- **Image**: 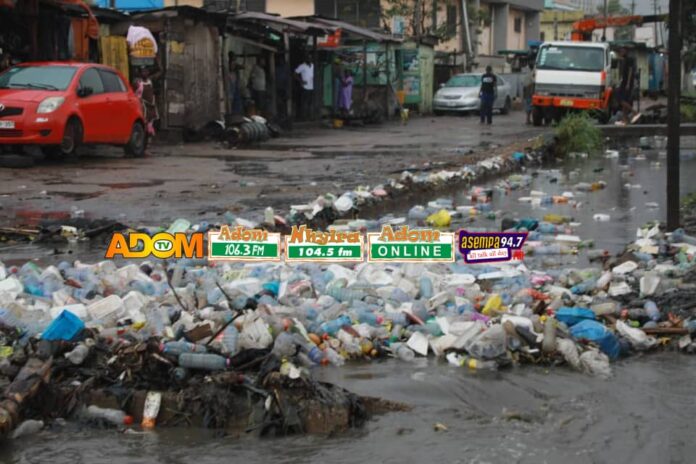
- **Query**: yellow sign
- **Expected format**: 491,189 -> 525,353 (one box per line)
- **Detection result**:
105,232 -> 204,259
130,38 -> 157,59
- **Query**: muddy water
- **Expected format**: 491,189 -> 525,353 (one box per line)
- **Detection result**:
4,142 -> 696,462
4,354 -> 696,463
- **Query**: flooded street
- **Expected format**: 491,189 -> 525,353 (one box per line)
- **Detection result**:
3,137 -> 696,463
5,354 -> 696,463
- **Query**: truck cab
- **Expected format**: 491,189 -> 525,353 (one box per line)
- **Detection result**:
532,41 -> 612,126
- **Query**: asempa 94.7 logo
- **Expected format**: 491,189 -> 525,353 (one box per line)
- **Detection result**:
458,230 -> 527,264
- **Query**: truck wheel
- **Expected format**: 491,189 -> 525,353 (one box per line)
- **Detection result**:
532,106 -> 543,126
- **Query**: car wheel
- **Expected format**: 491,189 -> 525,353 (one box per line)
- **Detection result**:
51,118 -> 83,158
501,97 -> 511,115
124,121 -> 146,158
532,106 -> 543,126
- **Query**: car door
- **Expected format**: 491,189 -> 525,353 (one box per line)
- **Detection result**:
76,67 -> 107,142
98,68 -> 131,143
495,76 -> 506,108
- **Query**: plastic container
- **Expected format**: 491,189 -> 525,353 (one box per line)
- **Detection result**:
83,405 -> 132,426
87,295 -> 125,325
221,324 -> 239,355
644,300 -> 660,322
42,310 -> 84,341
65,343 -> 90,365
541,318 -> 556,354
178,353 -> 229,371
446,352 -> 497,371
319,315 -> 351,335
161,340 -> 207,356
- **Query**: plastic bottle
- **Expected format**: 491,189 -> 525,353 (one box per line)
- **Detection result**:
292,333 -> 324,364
419,276 -> 433,299
591,302 -> 618,317
167,218 -> 191,234
542,318 -> 556,354
0,308 -> 24,331
543,214 -> 571,224
326,287 -> 365,303
264,207 -> 275,225
178,353 -> 229,371
355,310 -> 383,327
324,347 -> 345,366
319,315 -> 351,335
65,343 -> 90,365
161,340 -> 208,356
571,279 -> 597,295
83,405 -> 132,426
587,249 -> 610,261
391,342 -> 415,362
644,300 -> 660,322
221,324 -> 239,356
11,419 -> 44,439
272,331 -> 297,358
447,352 -> 498,371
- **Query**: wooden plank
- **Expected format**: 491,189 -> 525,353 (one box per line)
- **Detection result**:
597,123 -> 696,137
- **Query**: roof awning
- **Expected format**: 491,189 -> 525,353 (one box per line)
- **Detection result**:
230,12 -> 335,36
301,16 -> 402,43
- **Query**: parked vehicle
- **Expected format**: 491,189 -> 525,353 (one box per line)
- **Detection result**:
0,62 -> 146,158
532,41 -> 612,126
433,73 -> 512,116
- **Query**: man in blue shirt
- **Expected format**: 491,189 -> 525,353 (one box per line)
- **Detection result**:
479,66 -> 497,125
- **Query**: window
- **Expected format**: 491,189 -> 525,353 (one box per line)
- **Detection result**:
537,45 -> 605,72
514,17 -> 522,33
0,66 -> 76,90
315,0 -> 381,28
540,31 -> 545,41
446,5 -> 457,37
78,68 -> 104,94
99,69 -> 126,93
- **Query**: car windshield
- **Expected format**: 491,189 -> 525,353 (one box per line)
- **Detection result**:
445,75 -> 481,87
536,46 -> 605,72
0,66 -> 77,91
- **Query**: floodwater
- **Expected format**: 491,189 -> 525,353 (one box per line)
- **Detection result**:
4,139 -> 696,463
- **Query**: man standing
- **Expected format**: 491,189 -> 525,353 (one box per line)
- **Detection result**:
249,55 -> 267,115
522,62 -> 535,125
616,46 -> 637,124
294,56 -> 314,120
479,65 -> 497,125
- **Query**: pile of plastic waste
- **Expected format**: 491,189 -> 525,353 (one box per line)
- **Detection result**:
1,214 -> 694,393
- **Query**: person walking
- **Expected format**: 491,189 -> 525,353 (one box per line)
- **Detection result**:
133,66 -> 160,153
522,62 -> 535,125
615,46 -> 639,125
294,56 -> 314,120
479,66 -> 497,125
227,52 -> 243,116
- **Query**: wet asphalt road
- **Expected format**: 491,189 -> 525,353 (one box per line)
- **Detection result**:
2,121 -> 696,463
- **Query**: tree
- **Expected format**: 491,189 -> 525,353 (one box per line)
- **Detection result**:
596,0 -> 633,40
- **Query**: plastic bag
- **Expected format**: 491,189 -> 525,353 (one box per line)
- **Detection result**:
579,349 -> 612,378
570,320 -> 621,360
616,320 -> 657,351
556,338 -> 581,369
465,324 -> 507,360
555,307 -> 595,327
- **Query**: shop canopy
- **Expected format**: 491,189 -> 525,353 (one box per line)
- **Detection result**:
230,12 -> 336,36
297,16 -> 402,44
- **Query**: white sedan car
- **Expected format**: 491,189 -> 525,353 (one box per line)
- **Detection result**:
433,73 -> 512,115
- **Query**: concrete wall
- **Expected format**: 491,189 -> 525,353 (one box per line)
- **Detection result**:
163,0 -> 203,7
266,0 -> 314,16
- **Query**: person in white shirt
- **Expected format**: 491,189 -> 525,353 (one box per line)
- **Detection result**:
249,56 -> 267,115
294,56 -> 314,120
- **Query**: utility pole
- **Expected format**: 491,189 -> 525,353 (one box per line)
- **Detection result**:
653,0 -> 659,47
602,0 -> 608,42
666,0 -> 682,231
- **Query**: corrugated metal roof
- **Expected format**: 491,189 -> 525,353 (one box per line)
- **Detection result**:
304,16 -> 402,43
230,12 -> 335,35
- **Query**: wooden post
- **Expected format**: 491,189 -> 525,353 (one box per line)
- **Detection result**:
362,40 -> 368,103
284,32 -> 292,120
666,0 -> 682,231
385,42 -> 390,120
312,35 -> 318,120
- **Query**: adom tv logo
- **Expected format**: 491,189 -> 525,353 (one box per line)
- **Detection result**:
105,232 -> 205,259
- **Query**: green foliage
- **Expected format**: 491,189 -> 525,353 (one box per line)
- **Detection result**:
682,191 -> 696,211
554,113 -> 603,155
682,103 -> 696,122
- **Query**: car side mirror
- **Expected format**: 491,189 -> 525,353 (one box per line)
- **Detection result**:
77,87 -> 93,98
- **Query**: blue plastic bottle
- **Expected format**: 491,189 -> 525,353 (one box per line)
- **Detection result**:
319,315 -> 351,335
419,276 -> 433,299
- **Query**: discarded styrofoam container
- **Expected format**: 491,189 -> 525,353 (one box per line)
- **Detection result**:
0,277 -> 23,299
50,304 -> 87,321
87,295 -> 125,325
608,281 -> 632,297
407,331 -> 429,356
612,261 -> 638,275
640,273 -> 660,296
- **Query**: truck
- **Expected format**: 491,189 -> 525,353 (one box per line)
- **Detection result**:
531,41 -> 613,126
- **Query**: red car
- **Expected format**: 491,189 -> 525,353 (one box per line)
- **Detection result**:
0,62 -> 146,158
